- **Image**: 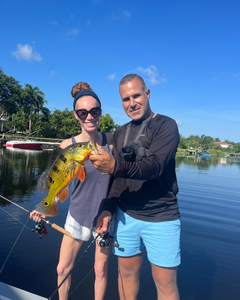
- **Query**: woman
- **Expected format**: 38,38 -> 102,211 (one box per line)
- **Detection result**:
30,82 -> 113,300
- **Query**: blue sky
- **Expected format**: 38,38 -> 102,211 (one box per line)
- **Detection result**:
1,0 -> 239,142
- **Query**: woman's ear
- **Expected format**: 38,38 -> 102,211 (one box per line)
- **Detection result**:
74,111 -> 80,121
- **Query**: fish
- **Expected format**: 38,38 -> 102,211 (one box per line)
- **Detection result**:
35,140 -> 98,217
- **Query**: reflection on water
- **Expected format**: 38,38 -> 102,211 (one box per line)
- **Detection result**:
176,155 -> 240,170
0,148 -> 51,204
0,149 -> 240,300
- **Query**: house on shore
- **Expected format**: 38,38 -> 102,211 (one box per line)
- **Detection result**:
214,142 -> 233,149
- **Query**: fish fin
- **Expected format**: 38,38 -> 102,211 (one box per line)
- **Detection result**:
78,166 -> 87,182
37,170 -> 50,192
46,202 -> 58,217
58,189 -> 69,203
37,147 -> 64,192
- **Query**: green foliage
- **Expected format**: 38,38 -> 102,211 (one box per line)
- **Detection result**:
7,108 -> 28,131
179,133 -> 240,153
0,72 -> 24,118
39,109 -> 80,138
24,84 -> 46,132
57,109 -> 80,138
1,69 -> 239,148
98,114 -> 115,132
178,134 -> 188,149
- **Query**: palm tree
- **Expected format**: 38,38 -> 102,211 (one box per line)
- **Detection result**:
35,94 -> 48,133
24,84 -> 46,132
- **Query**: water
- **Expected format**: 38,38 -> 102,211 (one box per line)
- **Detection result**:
0,148 -> 240,300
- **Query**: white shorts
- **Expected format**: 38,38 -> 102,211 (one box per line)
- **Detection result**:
64,211 -> 114,241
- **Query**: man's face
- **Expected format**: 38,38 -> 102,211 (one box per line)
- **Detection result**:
119,78 -> 151,121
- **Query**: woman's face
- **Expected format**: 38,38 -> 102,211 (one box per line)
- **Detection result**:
74,96 -> 101,132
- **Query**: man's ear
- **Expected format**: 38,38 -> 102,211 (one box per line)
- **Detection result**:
146,88 -> 150,100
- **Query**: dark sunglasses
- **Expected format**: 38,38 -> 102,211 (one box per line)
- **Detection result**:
75,107 -> 102,120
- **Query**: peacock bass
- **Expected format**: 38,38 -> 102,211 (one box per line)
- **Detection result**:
35,140 -> 98,217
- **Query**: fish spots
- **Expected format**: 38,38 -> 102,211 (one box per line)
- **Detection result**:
35,141 -> 97,217
52,165 -> 60,173
49,177 -> 55,184
59,153 -> 67,163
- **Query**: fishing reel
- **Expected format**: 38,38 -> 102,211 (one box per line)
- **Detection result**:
32,220 -> 48,239
98,232 -> 119,249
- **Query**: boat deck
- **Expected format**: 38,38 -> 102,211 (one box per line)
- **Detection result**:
0,282 -> 47,300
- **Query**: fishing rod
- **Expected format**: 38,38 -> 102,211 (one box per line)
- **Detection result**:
48,228 -> 103,300
0,195 -> 77,240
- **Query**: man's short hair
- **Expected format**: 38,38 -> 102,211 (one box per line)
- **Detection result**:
119,74 -> 147,91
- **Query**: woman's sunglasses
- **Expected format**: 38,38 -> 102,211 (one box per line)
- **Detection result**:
75,107 -> 102,120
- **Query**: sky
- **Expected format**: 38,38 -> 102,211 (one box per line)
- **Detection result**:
0,0 -> 239,142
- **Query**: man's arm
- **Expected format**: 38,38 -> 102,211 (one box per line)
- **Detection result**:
90,118 -> 179,180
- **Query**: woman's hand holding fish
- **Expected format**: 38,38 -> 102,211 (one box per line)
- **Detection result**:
30,210 -> 46,223
89,148 -> 115,174
96,210 -> 112,233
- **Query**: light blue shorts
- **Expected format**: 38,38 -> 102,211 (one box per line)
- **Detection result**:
113,208 -> 181,267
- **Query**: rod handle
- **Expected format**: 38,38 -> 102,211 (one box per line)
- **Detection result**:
51,223 -> 77,240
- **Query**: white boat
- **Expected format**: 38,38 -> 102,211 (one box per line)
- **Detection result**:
0,282 -> 47,300
5,140 -> 44,151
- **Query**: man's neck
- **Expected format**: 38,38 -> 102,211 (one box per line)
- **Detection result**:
131,110 -> 153,125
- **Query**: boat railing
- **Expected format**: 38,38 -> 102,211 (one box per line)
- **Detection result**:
25,131 -> 39,139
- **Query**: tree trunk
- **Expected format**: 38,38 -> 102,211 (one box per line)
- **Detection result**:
29,109 -> 32,132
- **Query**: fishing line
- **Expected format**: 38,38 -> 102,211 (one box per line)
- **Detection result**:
0,195 -> 77,240
0,215 -> 29,274
0,207 -> 32,231
68,266 -> 94,298
48,232 -> 102,300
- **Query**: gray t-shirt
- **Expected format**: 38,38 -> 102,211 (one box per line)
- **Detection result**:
69,133 -> 112,228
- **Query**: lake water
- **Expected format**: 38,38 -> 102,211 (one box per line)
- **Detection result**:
0,148 -> 240,300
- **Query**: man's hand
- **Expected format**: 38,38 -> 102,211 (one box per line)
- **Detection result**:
89,148 -> 116,174
96,210 -> 112,233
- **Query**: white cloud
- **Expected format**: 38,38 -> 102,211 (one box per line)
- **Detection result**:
232,72 -> 240,80
176,120 -> 184,127
135,65 -> 166,85
122,10 -> 131,18
49,21 -> 59,26
67,28 -> 81,36
49,70 -> 55,77
108,73 -> 116,80
12,44 -> 42,62
111,10 -> 131,21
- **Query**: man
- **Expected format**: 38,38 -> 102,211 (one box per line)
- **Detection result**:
89,74 -> 181,300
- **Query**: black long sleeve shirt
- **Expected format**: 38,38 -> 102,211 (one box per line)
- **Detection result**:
104,113 -> 180,222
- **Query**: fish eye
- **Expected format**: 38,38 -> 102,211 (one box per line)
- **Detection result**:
44,201 -> 49,207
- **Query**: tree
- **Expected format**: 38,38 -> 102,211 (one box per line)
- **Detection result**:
24,84 -> 45,132
35,94 -> 48,132
98,114 -> 115,132
178,134 -> 188,149
7,108 -> 28,132
0,71 -> 23,119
